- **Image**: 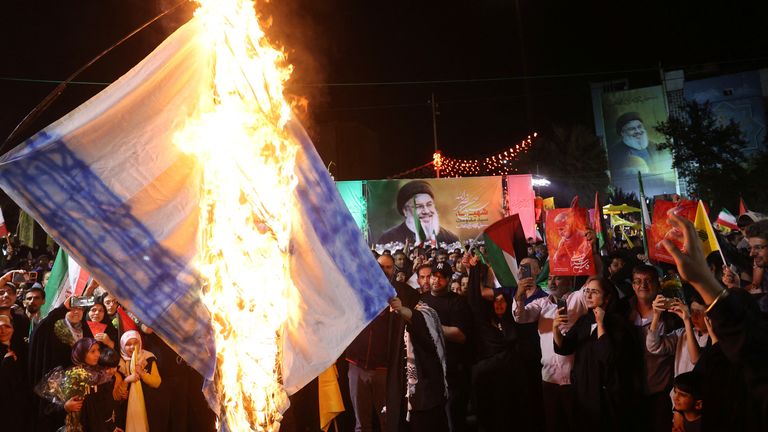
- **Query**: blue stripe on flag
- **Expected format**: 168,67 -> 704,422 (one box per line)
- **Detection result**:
290,122 -> 394,321
0,131 -> 216,379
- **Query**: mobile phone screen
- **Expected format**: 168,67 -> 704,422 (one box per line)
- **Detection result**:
556,297 -> 567,312
520,264 -> 531,279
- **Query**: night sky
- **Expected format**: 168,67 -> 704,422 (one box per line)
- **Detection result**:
2,1 -> 767,182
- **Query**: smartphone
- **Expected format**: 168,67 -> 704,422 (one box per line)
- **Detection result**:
28,271 -> 38,282
71,295 -> 96,308
11,272 -> 26,284
520,263 -> 532,279
556,297 -> 567,313
661,297 -> 675,310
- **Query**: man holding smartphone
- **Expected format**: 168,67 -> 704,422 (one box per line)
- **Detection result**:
512,273 -> 588,432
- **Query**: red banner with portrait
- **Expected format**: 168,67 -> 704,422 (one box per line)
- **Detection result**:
545,207 -> 596,276
648,199 -> 697,264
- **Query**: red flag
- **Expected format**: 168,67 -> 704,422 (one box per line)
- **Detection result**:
593,192 -> 605,249
0,207 -> 8,238
739,197 -> 748,216
117,306 -> 139,333
87,321 -> 107,336
534,196 -> 543,222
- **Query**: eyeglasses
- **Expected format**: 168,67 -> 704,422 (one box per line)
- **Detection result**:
747,244 -> 768,253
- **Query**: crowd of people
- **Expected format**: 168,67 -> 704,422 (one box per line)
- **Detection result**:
0,208 -> 766,432
0,245 -> 216,431
349,211 -> 768,432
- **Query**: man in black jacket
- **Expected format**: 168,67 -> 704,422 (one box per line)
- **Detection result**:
386,258 -> 448,431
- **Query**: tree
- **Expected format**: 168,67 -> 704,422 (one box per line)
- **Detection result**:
743,150 -> 768,212
655,100 -> 748,213
607,187 -> 640,208
519,124 -> 610,206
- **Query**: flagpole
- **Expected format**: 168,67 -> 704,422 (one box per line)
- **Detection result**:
701,201 -> 728,267
2,0 -> 189,150
637,171 -> 650,258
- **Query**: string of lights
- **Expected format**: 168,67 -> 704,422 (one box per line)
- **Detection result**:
429,133 -> 537,178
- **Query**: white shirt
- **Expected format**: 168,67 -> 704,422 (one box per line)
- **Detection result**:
646,325 -> 709,377
512,288 -> 588,385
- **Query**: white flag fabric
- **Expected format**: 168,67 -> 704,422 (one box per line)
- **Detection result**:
0,16 -> 393,402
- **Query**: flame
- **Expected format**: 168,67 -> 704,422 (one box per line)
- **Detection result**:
174,0 -> 298,430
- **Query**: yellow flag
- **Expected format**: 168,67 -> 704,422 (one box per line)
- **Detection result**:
621,228 -> 635,249
694,200 -> 720,257
542,197 -> 555,211
318,364 -> 345,432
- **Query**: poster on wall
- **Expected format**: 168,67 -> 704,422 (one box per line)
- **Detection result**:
648,199 -> 697,264
545,207 -> 595,276
367,177 -> 503,247
602,86 -> 677,197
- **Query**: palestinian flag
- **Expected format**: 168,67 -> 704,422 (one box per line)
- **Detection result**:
482,214 -> 528,287
593,191 -> 605,249
739,197 -> 748,216
716,208 -> 738,231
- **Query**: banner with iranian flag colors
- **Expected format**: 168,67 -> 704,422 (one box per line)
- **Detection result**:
648,199 -> 697,264
545,207 -> 595,276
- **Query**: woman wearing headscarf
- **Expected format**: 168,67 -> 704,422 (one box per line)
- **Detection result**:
30,297 -> 95,432
553,276 -> 643,432
117,330 -> 161,432
465,257 -> 540,432
0,314 -> 31,431
78,343 -> 123,432
86,298 -> 119,350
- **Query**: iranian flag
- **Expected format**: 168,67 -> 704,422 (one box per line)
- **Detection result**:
0,206 -> 7,237
716,208 -> 738,231
482,214 -> 529,287
41,247 -> 91,317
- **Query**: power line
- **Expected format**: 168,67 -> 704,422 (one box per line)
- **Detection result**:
5,54 -> 767,90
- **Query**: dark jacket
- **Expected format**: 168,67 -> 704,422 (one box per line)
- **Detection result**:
385,281 -> 447,431
706,289 -> 768,430
0,342 -> 31,431
345,308 -> 391,370
554,310 -> 644,432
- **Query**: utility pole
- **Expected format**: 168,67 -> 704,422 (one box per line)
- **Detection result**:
431,92 -> 441,178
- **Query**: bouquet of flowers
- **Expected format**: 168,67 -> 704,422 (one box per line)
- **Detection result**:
36,366 -> 97,432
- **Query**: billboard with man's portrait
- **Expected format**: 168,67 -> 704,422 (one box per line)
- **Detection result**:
367,177 -> 504,247
602,85 -> 677,197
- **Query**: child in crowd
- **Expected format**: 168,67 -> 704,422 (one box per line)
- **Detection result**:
117,330 -> 161,432
671,372 -> 702,432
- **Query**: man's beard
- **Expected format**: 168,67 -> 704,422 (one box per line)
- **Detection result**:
622,133 -> 649,150
405,211 -> 441,240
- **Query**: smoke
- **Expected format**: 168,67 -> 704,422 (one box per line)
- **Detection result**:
155,0 -> 328,133
257,0 -> 329,134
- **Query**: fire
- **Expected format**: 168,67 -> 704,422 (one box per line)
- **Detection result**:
174,0 -> 298,430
